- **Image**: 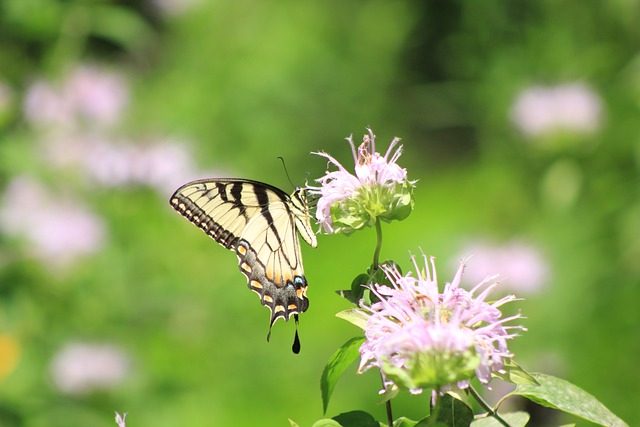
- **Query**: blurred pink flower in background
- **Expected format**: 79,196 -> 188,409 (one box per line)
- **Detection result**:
0,176 -> 106,270
150,0 -> 201,17
23,63 -> 210,198
453,240 -> 550,295
65,65 -> 129,127
23,65 -> 128,129
510,83 -> 603,138
23,80 -> 75,129
49,342 -> 131,395
84,137 -> 202,195
41,133 -> 204,196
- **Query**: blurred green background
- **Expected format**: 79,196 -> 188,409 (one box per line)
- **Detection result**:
0,0 -> 638,426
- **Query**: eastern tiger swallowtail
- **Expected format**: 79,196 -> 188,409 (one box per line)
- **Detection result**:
169,178 -> 317,353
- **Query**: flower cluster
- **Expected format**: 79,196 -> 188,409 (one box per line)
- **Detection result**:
309,129 -> 414,234
24,65 -> 129,130
510,82 -> 603,138
357,255 -> 524,394
49,341 -> 131,395
455,239 -> 550,295
0,176 -> 106,271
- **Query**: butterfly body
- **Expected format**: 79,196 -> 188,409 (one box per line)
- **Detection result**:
169,178 -> 317,332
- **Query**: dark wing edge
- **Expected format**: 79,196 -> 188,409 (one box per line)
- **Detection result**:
169,178 -> 311,329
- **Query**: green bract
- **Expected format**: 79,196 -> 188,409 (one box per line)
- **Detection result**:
328,181 -> 414,235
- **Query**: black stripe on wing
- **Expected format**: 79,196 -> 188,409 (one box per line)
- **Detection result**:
169,183 -> 239,249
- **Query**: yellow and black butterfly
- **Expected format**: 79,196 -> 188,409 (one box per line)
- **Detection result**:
169,178 -> 317,353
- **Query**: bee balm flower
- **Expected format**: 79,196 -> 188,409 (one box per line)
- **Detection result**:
309,129 -> 414,234
357,255 -> 525,394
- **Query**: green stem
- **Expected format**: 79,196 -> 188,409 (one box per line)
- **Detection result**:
380,372 -> 393,426
467,386 -> 511,427
373,218 -> 382,271
428,390 -> 441,426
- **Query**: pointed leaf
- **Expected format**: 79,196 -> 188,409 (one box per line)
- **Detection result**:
312,419 -> 343,427
336,289 -> 359,305
504,373 -> 628,427
91,4 -> 153,51
289,419 -> 301,427
419,394 -> 473,427
392,417 -> 419,427
351,273 -> 371,300
437,393 -> 474,427
414,417 -> 447,427
336,309 -> 369,330
492,360 -> 539,386
321,336 -> 366,413
332,410 -> 380,427
470,412 -> 530,427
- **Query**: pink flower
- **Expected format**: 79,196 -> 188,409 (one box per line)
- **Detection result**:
65,65 -> 129,127
455,240 -> 550,295
23,80 -> 75,129
23,65 -> 128,129
510,83 -> 603,138
309,129 -> 414,234
40,133 -> 203,196
49,342 -> 131,395
356,255 -> 525,394
115,412 -> 127,427
0,176 -> 106,270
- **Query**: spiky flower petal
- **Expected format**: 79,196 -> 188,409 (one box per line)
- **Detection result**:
309,129 -> 414,234
357,255 -> 525,394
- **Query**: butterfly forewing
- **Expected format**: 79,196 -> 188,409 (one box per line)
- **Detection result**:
169,178 -> 315,330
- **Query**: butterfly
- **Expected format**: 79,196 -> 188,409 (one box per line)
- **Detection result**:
169,178 -> 317,353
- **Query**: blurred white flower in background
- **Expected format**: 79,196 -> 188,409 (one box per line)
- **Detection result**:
510,83 -> 603,138
49,342 -> 131,395
454,239 -> 550,295
23,65 -> 128,130
0,176 -> 106,270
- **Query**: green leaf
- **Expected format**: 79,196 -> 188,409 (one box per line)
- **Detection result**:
336,309 -> 369,330
90,4 -> 153,52
336,289 -> 359,304
419,394 -> 473,427
289,419 -> 301,427
392,417 -> 419,427
437,393 -> 474,427
351,273 -> 370,300
415,421 -> 447,427
321,336 -> 366,413
470,412 -> 530,427
332,410 -> 380,427
504,373 -> 628,427
492,360 -> 539,386
312,419 -> 344,427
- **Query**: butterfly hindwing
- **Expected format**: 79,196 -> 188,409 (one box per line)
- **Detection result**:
169,178 -> 317,329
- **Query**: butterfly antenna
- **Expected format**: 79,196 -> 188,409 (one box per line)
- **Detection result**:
292,314 -> 301,354
277,156 -> 297,189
